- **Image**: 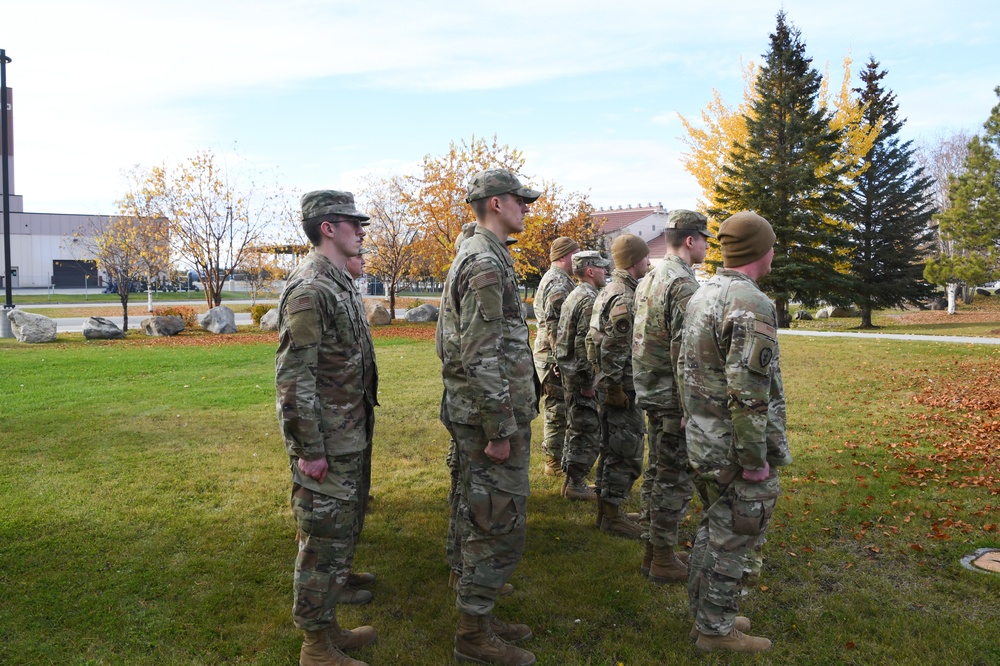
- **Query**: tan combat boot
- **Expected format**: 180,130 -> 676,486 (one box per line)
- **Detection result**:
648,545 -> 688,583
489,615 -> 533,644
563,476 -> 597,501
695,627 -> 772,653
299,629 -> 369,666
346,572 -> 375,588
543,456 -> 563,476
449,570 -> 514,598
599,502 -> 642,539
640,541 -> 653,576
326,617 -> 378,652
454,613 -> 536,665
689,616 -> 750,641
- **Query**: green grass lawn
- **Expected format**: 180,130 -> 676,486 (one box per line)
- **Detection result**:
1,332 -> 999,664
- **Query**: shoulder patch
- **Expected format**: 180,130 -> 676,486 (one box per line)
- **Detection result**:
754,319 -> 776,339
470,270 -> 499,290
288,295 -> 313,315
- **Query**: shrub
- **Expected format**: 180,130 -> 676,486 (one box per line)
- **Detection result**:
251,304 -> 274,325
152,306 -> 198,328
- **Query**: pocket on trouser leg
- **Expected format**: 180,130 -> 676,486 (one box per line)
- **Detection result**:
731,479 -> 779,537
464,488 -> 524,537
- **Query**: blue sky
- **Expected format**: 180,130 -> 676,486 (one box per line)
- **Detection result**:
2,0 -> 998,217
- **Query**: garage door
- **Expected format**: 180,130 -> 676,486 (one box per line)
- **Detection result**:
52,260 -> 100,288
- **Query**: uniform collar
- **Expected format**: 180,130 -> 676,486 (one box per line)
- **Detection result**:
474,225 -> 514,264
717,267 -> 759,288
310,250 -> 355,289
611,268 -> 638,289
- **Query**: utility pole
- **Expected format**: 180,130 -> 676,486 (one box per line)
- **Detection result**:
1,49 -> 14,338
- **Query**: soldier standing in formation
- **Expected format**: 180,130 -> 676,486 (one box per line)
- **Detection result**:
587,234 -> 650,538
632,210 -> 713,582
437,169 -> 541,666
555,251 -> 611,502
346,247 -> 376,536
275,190 -> 379,666
532,237 -> 581,477
680,211 -> 791,654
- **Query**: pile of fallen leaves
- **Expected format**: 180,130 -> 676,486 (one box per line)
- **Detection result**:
901,360 -> 1000,497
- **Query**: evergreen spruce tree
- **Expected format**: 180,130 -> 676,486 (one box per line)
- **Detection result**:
845,57 -> 936,328
713,11 -> 849,327
925,87 -> 1000,311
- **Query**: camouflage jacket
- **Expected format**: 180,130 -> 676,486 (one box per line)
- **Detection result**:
532,265 -> 575,369
632,255 -> 700,412
587,269 -> 638,393
275,250 -> 378,496
555,282 -> 599,392
679,269 -> 791,472
436,225 -> 539,440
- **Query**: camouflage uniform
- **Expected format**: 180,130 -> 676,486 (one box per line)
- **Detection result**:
437,225 -> 539,617
555,281 -> 601,479
679,268 -> 791,637
587,268 -> 644,504
275,249 -> 378,632
632,255 -> 699,547
533,265 -> 576,465
345,266 -> 375,539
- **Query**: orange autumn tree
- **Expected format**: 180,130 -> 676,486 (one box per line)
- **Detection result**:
514,181 -> 602,291
405,135 -> 525,278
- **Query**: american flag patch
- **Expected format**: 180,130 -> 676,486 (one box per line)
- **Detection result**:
289,296 -> 313,314
754,319 -> 776,338
470,271 -> 499,289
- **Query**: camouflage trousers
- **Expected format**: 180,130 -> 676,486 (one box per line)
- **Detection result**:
688,467 -> 780,636
536,361 -> 567,463
647,409 -> 694,548
595,398 -> 645,504
563,391 -> 602,479
446,436 -> 462,575
449,421 -> 531,616
290,452 -> 364,631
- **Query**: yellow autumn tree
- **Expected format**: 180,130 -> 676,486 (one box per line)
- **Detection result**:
357,174 -> 418,319
514,181 -> 602,290
404,135 -> 525,278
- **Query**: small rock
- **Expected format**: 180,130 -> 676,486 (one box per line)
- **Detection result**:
260,307 -> 279,331
365,301 -> 391,326
83,316 -> 125,340
141,316 -> 186,337
404,303 -> 439,322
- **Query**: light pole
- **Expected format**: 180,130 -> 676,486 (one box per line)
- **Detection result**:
1,49 -> 14,339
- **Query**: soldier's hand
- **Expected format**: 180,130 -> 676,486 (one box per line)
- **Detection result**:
298,456 -> 329,483
741,461 -> 770,483
485,439 -> 511,464
580,388 -> 596,398
605,384 -> 629,409
552,366 -> 561,378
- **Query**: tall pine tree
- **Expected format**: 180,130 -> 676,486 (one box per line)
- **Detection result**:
925,87 -> 1000,312
714,11 -> 850,327
844,57 -> 936,328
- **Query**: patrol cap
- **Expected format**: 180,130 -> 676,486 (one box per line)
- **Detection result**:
301,190 -> 370,224
465,169 -> 541,204
666,209 -> 714,238
572,250 -> 611,272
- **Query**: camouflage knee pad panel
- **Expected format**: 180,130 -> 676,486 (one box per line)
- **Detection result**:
598,404 -> 645,503
563,394 -> 601,475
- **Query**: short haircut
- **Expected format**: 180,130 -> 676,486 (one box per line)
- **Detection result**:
664,228 -> 701,250
302,215 -> 355,246
470,197 -> 492,220
573,265 -> 589,279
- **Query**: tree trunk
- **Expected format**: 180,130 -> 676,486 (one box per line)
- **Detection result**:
120,292 -> 130,332
774,297 -> 791,328
389,284 -> 396,321
859,305 -> 874,329
962,285 -> 974,305
947,283 -> 958,315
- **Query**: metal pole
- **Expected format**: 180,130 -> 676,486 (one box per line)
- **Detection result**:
1,49 -> 14,338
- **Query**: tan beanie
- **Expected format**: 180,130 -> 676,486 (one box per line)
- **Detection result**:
718,211 -> 775,268
550,236 -> 581,261
612,234 -> 650,269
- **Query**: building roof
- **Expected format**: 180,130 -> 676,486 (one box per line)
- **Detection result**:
591,203 -> 666,234
645,233 -> 667,260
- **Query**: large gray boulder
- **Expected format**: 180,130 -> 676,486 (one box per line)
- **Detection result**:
930,297 -> 948,311
404,303 -> 439,323
141,316 -> 185,337
200,306 -> 237,334
259,307 -> 279,331
523,302 -> 536,320
6,310 -> 57,343
815,307 -> 831,319
829,306 -> 859,318
365,300 -> 391,326
793,310 -> 813,321
83,316 -> 125,340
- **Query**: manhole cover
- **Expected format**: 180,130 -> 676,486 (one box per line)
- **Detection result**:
961,548 -> 1000,574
